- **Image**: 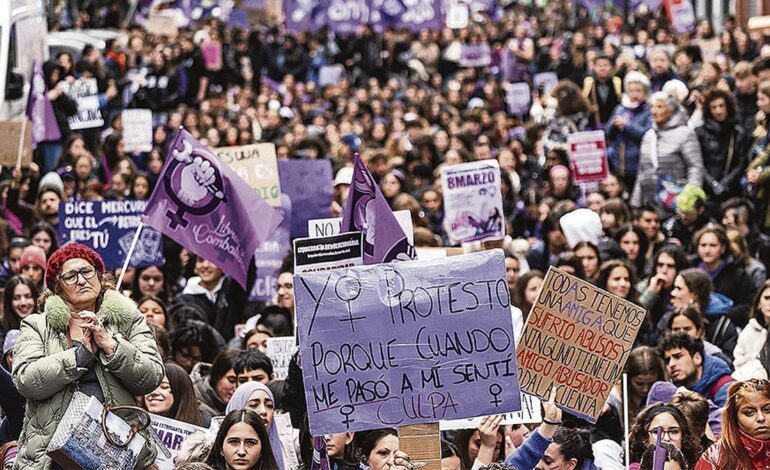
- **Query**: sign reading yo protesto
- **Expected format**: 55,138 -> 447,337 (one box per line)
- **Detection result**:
516,267 -> 645,422
294,250 -> 521,435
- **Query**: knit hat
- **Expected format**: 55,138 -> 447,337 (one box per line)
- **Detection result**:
45,243 -> 105,289
3,329 -> 20,357
37,171 -> 64,199
676,185 -> 707,214
19,245 -> 46,270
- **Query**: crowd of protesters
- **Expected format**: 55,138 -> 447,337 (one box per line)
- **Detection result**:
6,0 -> 770,468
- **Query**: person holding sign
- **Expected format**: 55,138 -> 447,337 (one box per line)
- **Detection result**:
628,404 -> 700,469
356,429 -> 415,470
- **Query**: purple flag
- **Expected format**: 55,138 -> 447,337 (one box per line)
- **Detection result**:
143,128 -> 283,288
26,59 -> 61,147
652,426 -> 667,470
340,155 -> 414,264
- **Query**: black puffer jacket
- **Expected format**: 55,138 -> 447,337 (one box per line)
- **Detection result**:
42,61 -> 78,138
695,118 -> 751,200
706,256 -> 757,329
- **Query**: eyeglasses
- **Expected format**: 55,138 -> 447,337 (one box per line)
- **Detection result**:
647,427 -> 681,440
59,265 -> 97,285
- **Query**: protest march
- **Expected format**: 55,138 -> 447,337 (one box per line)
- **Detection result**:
6,0 -> 770,469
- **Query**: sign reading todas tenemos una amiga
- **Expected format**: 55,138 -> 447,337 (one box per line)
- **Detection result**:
294,249 -> 522,435
516,267 -> 646,423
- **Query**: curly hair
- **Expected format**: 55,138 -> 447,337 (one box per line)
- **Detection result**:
628,404 -> 700,466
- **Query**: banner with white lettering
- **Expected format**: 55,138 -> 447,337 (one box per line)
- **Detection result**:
59,78 -> 104,130
58,200 -> 164,270
294,232 -> 364,273
566,131 -> 609,184
441,160 -> 504,244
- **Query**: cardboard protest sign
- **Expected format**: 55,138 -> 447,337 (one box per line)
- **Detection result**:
441,160 -> 504,244
516,267 -> 645,423
59,200 -> 164,270
151,414 -> 206,470
214,143 -> 282,206
307,210 -> 414,244
439,393 -> 542,430
567,131 -> 609,184
146,11 -> 178,37
505,82 -> 531,115
399,423 -> 441,470
294,232 -> 364,273
278,160 -> 333,239
294,249 -> 521,435
0,120 -> 32,167
59,78 -> 104,130
122,109 -> 153,153
266,336 -> 297,380
251,194 -> 292,302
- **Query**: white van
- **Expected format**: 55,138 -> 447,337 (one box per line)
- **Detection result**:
0,0 -> 48,121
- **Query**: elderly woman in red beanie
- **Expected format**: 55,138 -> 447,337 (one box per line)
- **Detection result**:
11,243 -> 164,469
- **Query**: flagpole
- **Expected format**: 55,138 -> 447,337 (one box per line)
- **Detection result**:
16,119 -> 27,168
117,223 -> 144,291
623,373 -> 630,470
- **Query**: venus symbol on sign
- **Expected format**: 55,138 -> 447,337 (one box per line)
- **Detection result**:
336,273 -> 365,332
489,384 -> 503,407
340,405 -> 355,429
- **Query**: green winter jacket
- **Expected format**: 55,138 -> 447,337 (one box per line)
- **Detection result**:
11,289 -> 165,469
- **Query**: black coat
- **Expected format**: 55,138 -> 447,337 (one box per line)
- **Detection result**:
695,118 -> 751,200
709,257 -> 757,329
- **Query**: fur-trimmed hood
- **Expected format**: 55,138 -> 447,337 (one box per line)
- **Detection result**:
44,289 -> 138,333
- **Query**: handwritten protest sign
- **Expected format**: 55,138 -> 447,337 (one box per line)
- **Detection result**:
439,393 -> 542,430
278,160 -> 333,238
308,211 -> 414,244
251,194 -> 292,302
59,78 -> 104,130
214,143 -> 281,206
151,414 -> 206,470
441,160 -> 504,244
59,200 -> 164,270
294,232 -> 364,273
122,109 -> 153,153
665,0 -> 695,34
294,249 -> 521,434
567,131 -> 609,184
516,267 -> 645,423
505,82 -> 531,115
267,337 -> 297,380
446,0 -> 469,28
0,120 -> 32,167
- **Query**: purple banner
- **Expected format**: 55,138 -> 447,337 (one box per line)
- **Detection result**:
341,156 -> 415,264
143,129 -> 283,288
26,59 -> 61,146
284,0 -> 443,33
505,82 -> 532,115
251,193 -> 292,302
278,159 -> 333,239
295,249 -> 521,435
460,43 -> 492,68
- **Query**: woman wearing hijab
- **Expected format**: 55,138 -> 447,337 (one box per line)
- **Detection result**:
226,382 -> 302,470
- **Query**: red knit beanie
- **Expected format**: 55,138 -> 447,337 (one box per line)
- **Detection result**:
45,243 -> 106,289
